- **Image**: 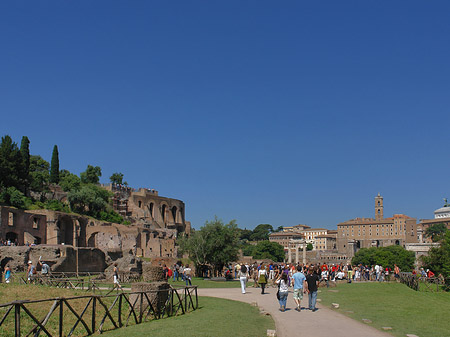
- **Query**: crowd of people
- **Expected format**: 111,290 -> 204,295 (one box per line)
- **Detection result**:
162,262 -> 193,286
228,261 -> 439,313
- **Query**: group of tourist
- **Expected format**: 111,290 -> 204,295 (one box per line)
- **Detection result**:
163,262 -> 192,286
235,262 -> 321,312
230,261 -> 438,313
0,239 -> 19,246
0,260 -> 51,284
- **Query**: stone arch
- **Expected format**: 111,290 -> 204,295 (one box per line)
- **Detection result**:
161,204 -> 167,224
88,232 -> 99,248
395,239 -> 400,245
171,206 -> 178,223
148,202 -> 154,218
6,232 -> 18,243
34,236 -> 42,245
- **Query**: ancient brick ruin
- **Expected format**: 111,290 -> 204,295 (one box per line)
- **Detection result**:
0,185 -> 190,272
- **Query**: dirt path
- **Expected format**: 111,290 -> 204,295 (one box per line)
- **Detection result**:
199,286 -> 391,337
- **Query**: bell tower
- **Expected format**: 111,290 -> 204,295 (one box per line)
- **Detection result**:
375,193 -> 383,220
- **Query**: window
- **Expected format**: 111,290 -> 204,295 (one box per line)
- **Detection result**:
33,217 -> 39,229
8,212 -> 14,226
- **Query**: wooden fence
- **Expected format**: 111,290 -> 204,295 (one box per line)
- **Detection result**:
0,286 -> 198,337
399,272 -> 449,292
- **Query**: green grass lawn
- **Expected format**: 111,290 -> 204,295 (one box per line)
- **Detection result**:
102,296 -> 275,337
168,277 -> 242,288
318,282 -> 450,337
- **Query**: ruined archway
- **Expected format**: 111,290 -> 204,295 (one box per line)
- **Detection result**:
171,206 -> 177,223
148,203 -> 154,218
87,232 -> 99,248
161,204 -> 167,223
5,232 -> 18,244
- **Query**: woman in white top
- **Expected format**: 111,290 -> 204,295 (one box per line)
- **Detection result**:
238,265 -> 249,294
276,273 -> 289,312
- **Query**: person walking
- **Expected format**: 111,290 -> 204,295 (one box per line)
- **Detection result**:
184,264 -> 192,286
238,264 -> 249,294
113,263 -> 122,291
292,265 -> 307,311
27,261 -> 36,283
276,272 -> 289,312
258,264 -> 268,294
306,266 -> 320,312
3,265 -> 11,283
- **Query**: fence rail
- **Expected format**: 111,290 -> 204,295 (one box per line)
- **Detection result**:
0,286 -> 198,337
399,272 -> 449,292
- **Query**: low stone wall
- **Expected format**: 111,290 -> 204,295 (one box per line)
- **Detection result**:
0,245 -> 107,272
142,264 -> 164,282
130,282 -> 170,315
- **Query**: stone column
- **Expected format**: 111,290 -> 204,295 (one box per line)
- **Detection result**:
302,243 -> 306,265
295,245 -> 299,264
288,245 -> 292,263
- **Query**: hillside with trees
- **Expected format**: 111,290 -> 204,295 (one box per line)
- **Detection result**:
0,135 -> 124,223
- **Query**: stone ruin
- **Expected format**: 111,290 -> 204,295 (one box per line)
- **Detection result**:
0,245 -> 107,273
130,264 -> 170,315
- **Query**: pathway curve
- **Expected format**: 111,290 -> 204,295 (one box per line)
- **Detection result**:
199,286 -> 391,337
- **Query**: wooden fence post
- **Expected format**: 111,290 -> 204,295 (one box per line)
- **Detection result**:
14,303 -> 20,337
59,298 -> 64,337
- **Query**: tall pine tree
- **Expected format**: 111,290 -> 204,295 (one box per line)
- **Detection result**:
50,145 -> 60,184
0,135 -> 22,189
20,136 -> 31,193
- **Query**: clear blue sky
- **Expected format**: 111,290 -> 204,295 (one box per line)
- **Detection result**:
1,1 -> 449,230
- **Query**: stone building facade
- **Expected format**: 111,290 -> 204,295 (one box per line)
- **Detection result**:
337,194 -> 417,257
0,206 -> 47,245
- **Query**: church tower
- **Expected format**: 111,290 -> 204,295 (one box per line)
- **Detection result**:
375,193 -> 383,220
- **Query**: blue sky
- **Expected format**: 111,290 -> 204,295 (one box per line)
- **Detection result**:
1,1 -> 449,229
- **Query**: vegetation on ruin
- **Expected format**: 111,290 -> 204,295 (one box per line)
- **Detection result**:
351,245 -> 415,271
0,135 -> 126,224
318,282 -> 450,337
102,296 -> 275,337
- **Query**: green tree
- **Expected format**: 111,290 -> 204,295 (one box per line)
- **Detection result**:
110,172 -> 124,185
237,228 -> 252,241
251,240 -> 285,261
20,136 -> 31,193
352,245 -> 415,271
421,231 -> 450,289
178,217 -> 240,276
59,169 -> 81,192
29,155 -> 50,195
306,243 -> 314,251
80,165 -> 102,184
68,184 -> 109,215
0,186 -> 27,208
50,145 -> 60,184
250,224 -> 274,241
0,135 -> 22,190
425,223 -> 448,242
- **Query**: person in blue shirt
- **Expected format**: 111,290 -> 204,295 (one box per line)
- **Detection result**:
292,265 -> 307,311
